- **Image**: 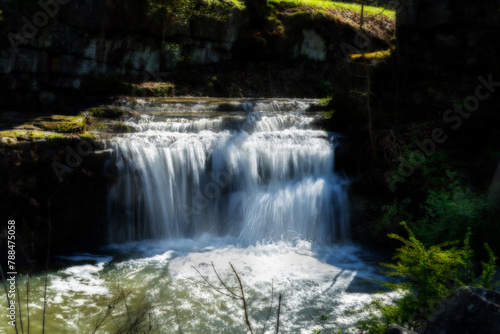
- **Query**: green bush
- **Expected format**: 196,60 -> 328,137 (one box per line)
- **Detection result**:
360,223 -> 498,333
412,171 -> 499,258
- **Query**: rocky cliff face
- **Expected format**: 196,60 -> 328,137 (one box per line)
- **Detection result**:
0,0 -> 393,110
0,0 -> 247,88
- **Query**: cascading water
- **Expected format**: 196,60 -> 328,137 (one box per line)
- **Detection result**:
1,99 -> 396,334
107,98 -> 350,244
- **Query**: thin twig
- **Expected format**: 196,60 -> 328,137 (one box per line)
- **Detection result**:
229,262 -> 253,334
42,203 -> 52,334
261,279 -> 274,334
212,262 -> 240,299
26,275 -> 30,334
191,266 -> 239,299
15,278 -> 24,333
275,293 -> 282,334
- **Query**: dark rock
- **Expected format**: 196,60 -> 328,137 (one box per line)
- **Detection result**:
494,268 -> 500,293
419,287 -> 500,334
386,324 -> 418,334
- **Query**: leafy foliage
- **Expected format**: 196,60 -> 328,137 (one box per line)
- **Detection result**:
412,171 -> 499,258
382,149 -> 499,260
383,223 -> 469,306
147,0 -> 239,26
479,243 -> 499,289
360,223 -> 498,333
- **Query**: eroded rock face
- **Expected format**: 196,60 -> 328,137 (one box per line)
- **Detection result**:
418,287 -> 500,334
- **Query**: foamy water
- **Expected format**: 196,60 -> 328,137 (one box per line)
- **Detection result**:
1,239 -> 392,334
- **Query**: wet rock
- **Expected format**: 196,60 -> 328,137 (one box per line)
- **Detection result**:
0,137 -> 17,146
494,268 -> 500,292
419,287 -> 500,334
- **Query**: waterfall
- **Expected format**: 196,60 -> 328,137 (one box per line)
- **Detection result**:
107,99 -> 350,244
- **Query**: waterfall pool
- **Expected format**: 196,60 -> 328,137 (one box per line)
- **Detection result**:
1,239 -> 393,333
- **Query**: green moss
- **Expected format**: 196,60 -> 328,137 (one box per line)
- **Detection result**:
47,133 -> 65,141
349,49 -> 392,62
33,116 -> 84,134
319,96 -> 333,106
89,108 -> 104,117
0,130 -> 68,142
268,0 -> 395,19
134,82 -> 176,97
79,132 -> 95,140
321,110 -> 335,119
0,130 -> 22,139
112,122 -> 131,133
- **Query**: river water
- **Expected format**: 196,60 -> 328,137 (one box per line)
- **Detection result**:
2,99 -> 391,333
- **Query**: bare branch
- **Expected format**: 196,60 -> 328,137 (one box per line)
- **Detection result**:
191,265 -> 240,300
275,293 -> 282,334
229,262 -> 254,334
212,262 -> 240,299
261,279 -> 274,334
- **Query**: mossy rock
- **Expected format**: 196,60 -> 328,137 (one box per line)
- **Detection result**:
88,107 -> 125,119
112,122 -> 131,133
134,82 -> 176,97
33,121 -> 83,133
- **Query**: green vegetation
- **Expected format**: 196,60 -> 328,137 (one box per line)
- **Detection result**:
268,0 -> 395,19
47,133 -> 65,141
321,110 -> 335,119
319,96 -> 333,106
382,150 -> 500,260
148,0 -> 244,24
89,108 -> 104,117
79,132 -> 95,140
0,130 -> 67,142
350,49 -> 392,62
360,223 -> 499,333
414,172 -> 498,250
147,0 -> 243,68
136,82 -> 176,97
33,117 -> 85,134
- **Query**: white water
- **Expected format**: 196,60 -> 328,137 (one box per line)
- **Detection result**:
1,239 -> 392,334
1,99 -> 394,334
107,99 -> 350,244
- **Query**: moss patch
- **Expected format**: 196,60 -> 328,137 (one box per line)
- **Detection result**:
33,120 -> 83,133
88,107 -> 124,119
269,0 -> 395,19
79,132 -> 95,140
350,48 -> 392,62
0,130 -> 66,142
134,82 -> 176,97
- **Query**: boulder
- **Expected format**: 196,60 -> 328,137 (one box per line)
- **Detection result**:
386,324 -> 418,334
419,287 -> 500,334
